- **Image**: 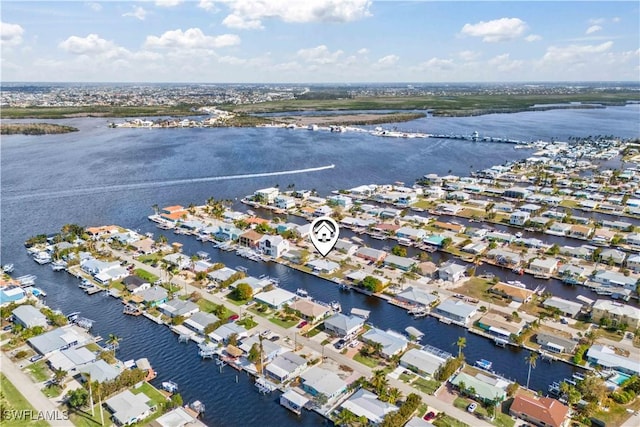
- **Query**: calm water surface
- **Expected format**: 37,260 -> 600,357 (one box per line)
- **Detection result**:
1,105 -> 639,426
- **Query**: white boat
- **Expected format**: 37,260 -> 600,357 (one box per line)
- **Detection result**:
475,359 -> 493,371
51,260 -> 67,271
162,381 -> 179,393
16,274 -> 37,286
506,280 -> 526,289
296,288 -> 309,298
2,264 -> 14,274
33,252 -> 52,264
330,301 -> 342,312
189,400 -> 206,414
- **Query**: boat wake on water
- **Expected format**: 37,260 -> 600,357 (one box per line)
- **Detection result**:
3,164 -> 336,202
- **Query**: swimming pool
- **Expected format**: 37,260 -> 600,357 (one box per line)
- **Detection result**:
611,372 -> 632,386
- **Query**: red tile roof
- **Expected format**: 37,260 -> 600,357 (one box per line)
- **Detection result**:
510,394 -> 569,427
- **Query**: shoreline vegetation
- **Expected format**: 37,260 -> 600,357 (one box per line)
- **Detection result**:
0,122 -> 79,135
1,92 -> 637,123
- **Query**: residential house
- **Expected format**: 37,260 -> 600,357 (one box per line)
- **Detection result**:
238,230 -> 264,248
28,325 -> 91,356
396,287 -> 439,307
586,345 -> 640,376
628,254 -> 640,273
528,258 -> 558,276
510,211 -> 530,226
78,359 -> 121,383
313,205 -> 333,217
486,249 -> 522,267
159,298 -> 199,319
105,389 -> 154,426
340,389 -> 398,425
0,286 -> 27,306
591,300 -> 640,329
355,247 -> 387,263
12,305 -> 47,329
274,195 -> 296,210
334,239 -> 358,256
383,254 -> 417,271
503,187 -> 530,199
536,333 -> 577,354
433,299 -> 477,325
328,195 -> 353,208
416,262 -> 438,279
592,270 -> 637,291
151,407 -> 207,427
490,283 -> 534,303
137,288 -> 169,308
47,347 -> 96,372
509,394 -> 569,427
183,311 -> 219,334
240,336 -> 286,363
254,187 -> 279,204
207,267 -> 238,283
254,288 -> 297,309
290,299 -> 331,322
215,224 -> 242,241
122,276 -> 150,294
300,366 -> 347,400
266,352 -> 308,383
543,297 -> 583,318
86,225 -> 120,239
361,328 -> 408,359
162,253 -> 190,270
306,259 -> 339,274
323,313 -> 364,338
400,347 -> 450,377
519,203 -> 542,214
477,313 -> 527,339
208,323 -> 248,343
395,227 -> 427,241
567,225 -> 593,240
258,235 -> 289,258
450,372 -> 507,403
599,248 -> 627,266
438,262 -> 466,282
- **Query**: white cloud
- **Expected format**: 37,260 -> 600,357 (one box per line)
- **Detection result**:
541,41 -> 614,64
588,18 -> 605,25
198,0 -> 217,12
525,34 -> 542,42
219,0 -> 372,30
375,54 -> 399,68
1,22 -> 24,46
488,53 -> 523,72
59,34 -> 116,55
123,6 -> 148,20
460,17 -> 527,42
458,50 -> 480,61
357,48 -> 369,55
297,45 -> 343,64
144,28 -> 241,49
612,17 -> 621,23
413,57 -> 455,71
586,25 -> 602,34
86,2 -> 102,12
218,55 -> 246,65
155,0 -> 182,7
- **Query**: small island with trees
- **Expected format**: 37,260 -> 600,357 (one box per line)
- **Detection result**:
1,123 -> 79,135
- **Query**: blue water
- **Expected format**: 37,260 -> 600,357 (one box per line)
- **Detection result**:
2,105 -> 639,426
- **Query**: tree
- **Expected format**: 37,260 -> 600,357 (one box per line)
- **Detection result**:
248,343 -> 260,363
66,388 -> 88,408
525,352 -> 538,389
387,387 -> 403,405
361,276 -> 383,293
169,393 -> 183,409
233,283 -> 253,301
334,408 -> 357,426
391,245 -> 407,257
106,333 -> 121,352
456,336 -> 466,359
53,368 -> 67,385
228,333 -> 239,346
370,370 -> 389,395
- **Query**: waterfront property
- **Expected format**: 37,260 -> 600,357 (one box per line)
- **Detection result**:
151,407 -> 206,427
209,323 -> 248,343
432,299 -> 477,325
159,298 -> 200,318
11,304 -> 48,329
450,371 -> 508,403
361,328 -> 408,359
477,312 -> 527,339
137,287 -> 169,308
183,311 -> 219,334
591,300 -> 640,329
535,333 -> 577,354
323,313 -> 364,338
509,393 -> 570,427
490,282 -> 535,303
28,325 -> 92,356
300,366 -> 347,401
339,389 -> 398,425
290,299 -> 331,322
586,345 -> 640,376
253,288 -> 297,309
543,296 -> 583,318
438,262 -> 466,282
105,389 -> 155,426
395,287 -> 439,307
399,347 -> 449,377
0,286 -> 27,305
280,389 -> 310,415
265,352 -> 308,383
383,254 -> 417,271
78,359 -> 121,383
47,346 -> 96,372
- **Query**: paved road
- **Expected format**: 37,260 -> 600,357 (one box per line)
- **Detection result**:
0,352 -> 70,427
108,245 -> 493,426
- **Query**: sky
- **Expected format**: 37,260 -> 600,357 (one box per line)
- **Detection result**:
1,0 -> 639,83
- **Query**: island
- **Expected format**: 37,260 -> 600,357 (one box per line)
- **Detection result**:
1,123 -> 79,135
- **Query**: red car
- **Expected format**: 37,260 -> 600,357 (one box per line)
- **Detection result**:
424,412 -> 436,421
297,321 -> 308,329
228,314 -> 239,322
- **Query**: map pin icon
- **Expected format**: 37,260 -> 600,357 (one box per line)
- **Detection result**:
309,216 -> 340,257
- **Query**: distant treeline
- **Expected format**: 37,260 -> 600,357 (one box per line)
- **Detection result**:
1,123 -> 79,135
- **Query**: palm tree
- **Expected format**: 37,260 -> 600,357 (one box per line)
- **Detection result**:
52,368 -> 67,385
106,333 -> 121,352
370,370 -> 388,394
525,352 -> 538,389
387,387 -> 403,405
334,408 -> 357,426
456,336 -> 466,359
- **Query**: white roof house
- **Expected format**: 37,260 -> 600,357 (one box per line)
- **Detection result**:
207,267 -> 237,283
340,389 -> 398,425
543,296 -> 583,318
48,347 -> 96,372
400,347 -> 450,377
28,325 -> 91,356
265,352 -> 308,383
396,287 -> 438,307
183,312 -> 219,334
361,328 -> 408,359
151,407 -> 206,427
306,259 -> 340,273
12,305 -> 48,329
587,345 -> 640,376
300,366 -> 347,400
323,313 -> 364,337
433,299 -> 477,325
529,258 -> 558,275
159,299 -> 199,318
254,288 -> 297,309
208,323 -> 247,343
79,360 -> 121,383
105,389 -> 154,426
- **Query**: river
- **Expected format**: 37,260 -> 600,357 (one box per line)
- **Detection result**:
1,105 -> 639,426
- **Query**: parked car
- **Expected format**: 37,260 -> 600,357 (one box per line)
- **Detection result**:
260,329 -> 271,337
348,340 -> 359,348
424,411 -> 436,421
228,314 -> 239,322
467,402 -> 477,413
269,335 -> 280,342
334,339 -> 347,350
29,354 -> 43,363
297,321 -> 308,329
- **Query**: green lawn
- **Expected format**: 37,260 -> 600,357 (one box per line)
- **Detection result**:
433,414 -> 470,427
136,253 -> 163,264
26,360 -> 50,382
83,343 -> 101,353
304,327 -> 322,338
237,317 -> 258,330
42,384 -> 63,398
134,268 -> 159,283
269,316 -> 298,329
68,403 -> 112,427
454,397 -> 514,427
110,281 -> 125,291
131,382 -> 167,407
226,296 -> 249,306
399,372 -> 417,383
353,353 -> 382,368
413,377 -> 441,395
0,373 -> 50,427
196,299 -> 234,318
